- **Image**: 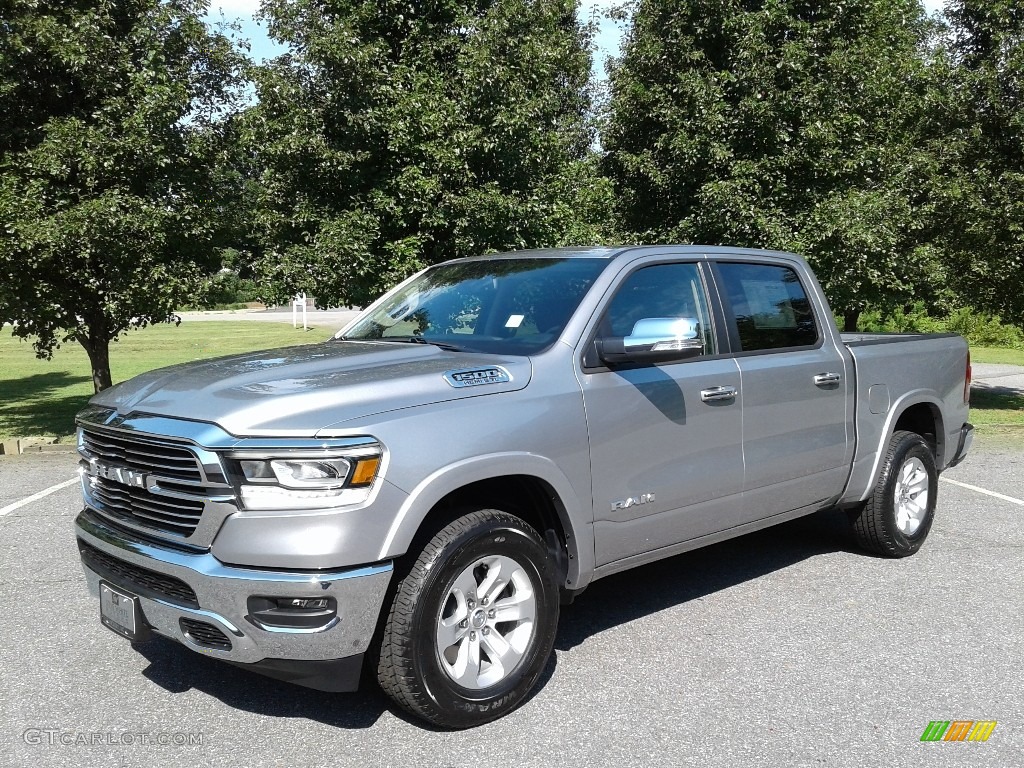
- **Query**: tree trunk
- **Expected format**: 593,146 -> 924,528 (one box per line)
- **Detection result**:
81,335 -> 113,393
843,308 -> 861,333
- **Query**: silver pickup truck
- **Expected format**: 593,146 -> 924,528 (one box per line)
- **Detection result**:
73,246 -> 973,728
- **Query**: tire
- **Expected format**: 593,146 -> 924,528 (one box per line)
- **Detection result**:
849,430 -> 938,557
376,510 -> 560,728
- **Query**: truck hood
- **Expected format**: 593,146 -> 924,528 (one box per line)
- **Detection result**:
89,340 -> 532,437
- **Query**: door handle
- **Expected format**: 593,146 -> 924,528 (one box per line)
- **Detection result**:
700,386 -> 738,403
814,372 -> 842,386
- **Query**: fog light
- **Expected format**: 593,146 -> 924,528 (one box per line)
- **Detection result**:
289,598 -> 329,610
246,596 -> 338,631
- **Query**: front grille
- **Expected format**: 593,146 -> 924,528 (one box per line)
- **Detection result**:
80,428 -> 203,483
78,425 -> 225,539
89,476 -> 204,536
179,618 -> 232,650
79,540 -> 199,608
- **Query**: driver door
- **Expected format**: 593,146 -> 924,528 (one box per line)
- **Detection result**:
580,261 -> 745,568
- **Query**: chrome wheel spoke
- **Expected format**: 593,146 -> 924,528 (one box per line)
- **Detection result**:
907,474 -> 928,497
436,570 -> 474,652
493,588 -> 535,624
482,577 -> 508,606
899,463 -> 913,485
448,634 -> 482,688
437,611 -> 467,650
450,568 -> 479,602
476,558 -> 504,602
481,628 -> 524,677
908,493 -> 926,516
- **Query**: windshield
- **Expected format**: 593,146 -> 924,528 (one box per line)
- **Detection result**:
341,258 -> 608,354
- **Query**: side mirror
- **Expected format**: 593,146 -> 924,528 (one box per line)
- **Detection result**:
597,317 -> 705,365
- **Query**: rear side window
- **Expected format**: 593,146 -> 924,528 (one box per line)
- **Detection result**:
717,262 -> 818,351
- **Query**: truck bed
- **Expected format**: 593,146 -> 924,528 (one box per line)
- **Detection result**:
840,332 -> 971,504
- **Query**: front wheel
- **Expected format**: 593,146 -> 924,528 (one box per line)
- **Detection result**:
849,430 -> 938,557
376,510 -> 560,728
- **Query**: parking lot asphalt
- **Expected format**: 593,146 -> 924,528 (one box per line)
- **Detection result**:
972,362 -> 1024,401
0,437 -> 1021,768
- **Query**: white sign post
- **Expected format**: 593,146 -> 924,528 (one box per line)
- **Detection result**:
292,293 -> 308,330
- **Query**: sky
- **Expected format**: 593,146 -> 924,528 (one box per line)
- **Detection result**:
206,0 -> 947,76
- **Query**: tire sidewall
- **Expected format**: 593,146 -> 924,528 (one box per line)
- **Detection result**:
408,516 -> 559,726
880,434 -> 938,554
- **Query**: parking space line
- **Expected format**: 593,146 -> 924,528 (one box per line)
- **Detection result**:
941,478 -> 1024,507
0,477 -> 79,516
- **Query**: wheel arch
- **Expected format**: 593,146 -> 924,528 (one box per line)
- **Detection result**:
850,391 -> 946,505
378,453 -> 593,593
892,400 -> 943,459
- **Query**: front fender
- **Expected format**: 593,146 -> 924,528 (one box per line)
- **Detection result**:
376,452 -> 595,591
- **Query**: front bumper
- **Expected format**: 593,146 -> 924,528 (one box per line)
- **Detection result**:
75,509 -> 392,691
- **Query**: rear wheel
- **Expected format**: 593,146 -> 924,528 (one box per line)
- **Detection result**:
849,430 -> 937,557
376,510 -> 559,728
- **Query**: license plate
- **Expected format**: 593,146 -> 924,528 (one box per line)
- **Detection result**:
99,582 -> 148,642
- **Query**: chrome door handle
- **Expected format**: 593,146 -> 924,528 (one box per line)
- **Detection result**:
814,372 -> 842,386
700,386 -> 737,403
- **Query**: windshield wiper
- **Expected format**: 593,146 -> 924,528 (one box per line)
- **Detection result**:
351,335 -> 465,352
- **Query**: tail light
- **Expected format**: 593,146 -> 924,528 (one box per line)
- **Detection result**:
964,351 -> 972,404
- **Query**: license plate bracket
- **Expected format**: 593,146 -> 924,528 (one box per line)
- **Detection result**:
99,582 -> 152,643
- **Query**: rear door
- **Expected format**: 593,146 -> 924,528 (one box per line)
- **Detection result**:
579,259 -> 746,567
713,260 -> 852,519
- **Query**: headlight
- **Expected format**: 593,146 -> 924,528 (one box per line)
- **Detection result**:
240,458 -> 352,489
228,446 -> 382,511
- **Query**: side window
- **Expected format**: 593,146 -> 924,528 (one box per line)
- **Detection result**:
717,262 -> 819,351
602,263 -> 716,356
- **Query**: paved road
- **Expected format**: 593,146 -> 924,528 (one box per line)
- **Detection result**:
972,362 -> 1024,399
0,439 -> 1021,768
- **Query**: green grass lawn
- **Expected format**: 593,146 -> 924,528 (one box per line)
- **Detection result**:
969,347 -> 1024,430
0,323 -> 333,439
970,346 -> 1024,366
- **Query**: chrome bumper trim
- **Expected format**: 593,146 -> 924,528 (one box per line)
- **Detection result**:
75,510 -> 392,665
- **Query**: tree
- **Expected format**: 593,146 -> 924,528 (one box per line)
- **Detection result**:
602,0 -> 941,329
0,0 -> 247,392
933,0 -> 1024,325
244,0 -> 612,309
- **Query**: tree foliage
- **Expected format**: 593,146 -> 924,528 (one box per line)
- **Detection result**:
933,0 -> 1024,325
603,0 -> 940,328
0,0 -> 246,391
244,0 -> 612,308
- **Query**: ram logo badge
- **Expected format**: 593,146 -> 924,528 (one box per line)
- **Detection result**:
611,493 -> 655,511
91,460 -> 148,489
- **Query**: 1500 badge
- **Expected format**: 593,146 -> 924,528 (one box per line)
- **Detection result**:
443,367 -> 512,388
